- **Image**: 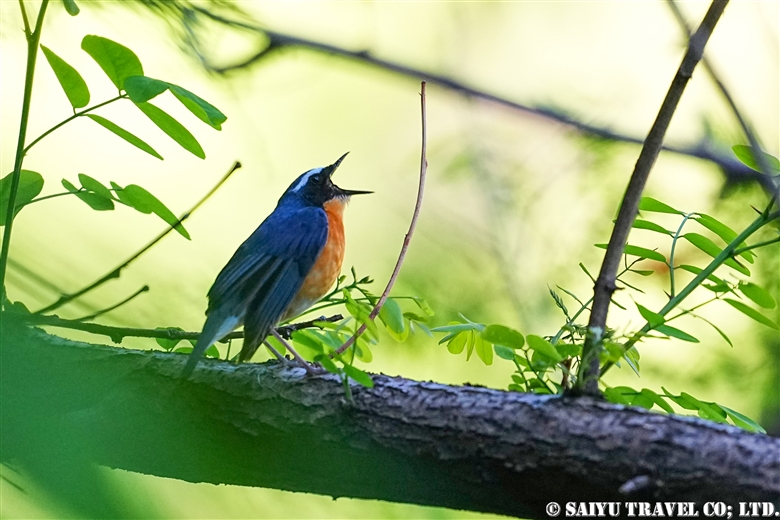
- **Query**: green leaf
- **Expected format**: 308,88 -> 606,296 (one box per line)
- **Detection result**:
640,388 -> 674,413
739,282 -> 776,309
344,292 -> 378,339
630,269 -> 654,276
154,327 -> 184,351
41,45 -> 89,109
526,335 -> 563,363
481,324 -> 525,349
695,316 -> 733,348
343,364 -> 374,388
594,243 -> 666,263
62,178 -> 114,211
204,344 -> 220,359
638,197 -> 680,214
694,213 -> 755,263
732,145 -> 780,175
432,322 -> 483,335
292,330 -> 325,355
446,332 -> 467,354
124,76 -> 227,130
413,297 -> 435,317
77,173 -> 112,199
724,298 -> 780,330
169,84 -> 227,130
719,405 -> 766,434
63,0 -> 80,15
494,345 -> 515,360
136,102 -> 205,159
379,298 -> 405,335
655,324 -> 699,343
123,75 -> 170,103
604,386 -> 636,405
355,338 -> 373,363
632,219 -> 672,235
677,264 -> 727,286
474,335 -> 493,365
635,303 -> 664,326
86,114 -> 162,159
81,35 -> 143,90
465,331 -> 476,361
111,183 -> 190,239
662,388 -> 699,411
555,343 -> 581,358
683,233 -> 750,276
693,213 -> 736,243
315,354 -> 339,374
0,170 -> 44,225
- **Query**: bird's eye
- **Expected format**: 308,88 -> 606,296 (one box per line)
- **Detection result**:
310,174 -> 322,184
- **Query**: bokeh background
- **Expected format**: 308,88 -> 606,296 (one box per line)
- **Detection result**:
1,1 -> 778,518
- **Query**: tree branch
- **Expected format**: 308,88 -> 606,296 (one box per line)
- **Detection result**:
14,312 -> 343,345
577,0 -> 729,395
2,320 -> 778,519
335,81 -> 427,356
176,5 -> 773,192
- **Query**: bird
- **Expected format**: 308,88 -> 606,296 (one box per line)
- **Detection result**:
182,152 -> 370,377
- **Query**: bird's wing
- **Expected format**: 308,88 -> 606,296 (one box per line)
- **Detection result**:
207,206 -> 328,362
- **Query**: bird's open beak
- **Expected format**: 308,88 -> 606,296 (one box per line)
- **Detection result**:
329,152 -> 372,196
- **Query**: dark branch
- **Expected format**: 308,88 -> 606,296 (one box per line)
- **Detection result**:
578,0 -> 729,395
177,5 -> 772,191
2,320 -> 779,520
14,312 -> 343,345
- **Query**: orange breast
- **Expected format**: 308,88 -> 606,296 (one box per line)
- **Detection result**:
282,198 -> 346,321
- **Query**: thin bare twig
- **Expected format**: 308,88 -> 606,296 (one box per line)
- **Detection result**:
34,161 -> 242,315
666,0 -> 776,190
16,312 -> 343,345
75,285 -> 150,322
576,0 -> 729,395
334,81 -> 428,357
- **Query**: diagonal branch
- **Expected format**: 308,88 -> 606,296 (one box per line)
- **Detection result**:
576,0 -> 730,395
35,161 -> 242,315
666,0 -> 776,190
177,5 -> 772,191
334,81 -> 427,356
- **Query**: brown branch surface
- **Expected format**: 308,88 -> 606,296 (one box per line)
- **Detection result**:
2,319 -> 779,519
579,0 -> 729,395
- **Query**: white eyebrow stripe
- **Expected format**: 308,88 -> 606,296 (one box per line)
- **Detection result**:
291,167 -> 324,192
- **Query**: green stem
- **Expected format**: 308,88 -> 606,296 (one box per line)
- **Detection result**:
23,191 -> 76,206
0,0 -> 50,308
732,236 -> 780,256
23,94 -> 126,154
669,213 -> 695,298
665,295 -> 721,323
602,208 -> 780,377
18,0 -> 31,34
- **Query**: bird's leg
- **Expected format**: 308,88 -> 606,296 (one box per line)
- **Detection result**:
263,340 -> 289,363
270,328 -> 322,375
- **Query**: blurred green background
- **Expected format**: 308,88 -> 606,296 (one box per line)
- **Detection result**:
1,1 -> 778,518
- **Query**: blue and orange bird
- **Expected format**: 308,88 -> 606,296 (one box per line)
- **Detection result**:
182,153 -> 370,377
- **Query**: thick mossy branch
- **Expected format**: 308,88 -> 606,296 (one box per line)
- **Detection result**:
2,320 -> 778,519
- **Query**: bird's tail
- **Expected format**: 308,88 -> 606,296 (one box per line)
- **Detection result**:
181,313 -> 239,378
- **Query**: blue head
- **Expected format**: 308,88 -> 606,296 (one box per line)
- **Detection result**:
279,152 -> 371,208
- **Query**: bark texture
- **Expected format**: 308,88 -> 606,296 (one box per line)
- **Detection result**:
2,319 -> 779,519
